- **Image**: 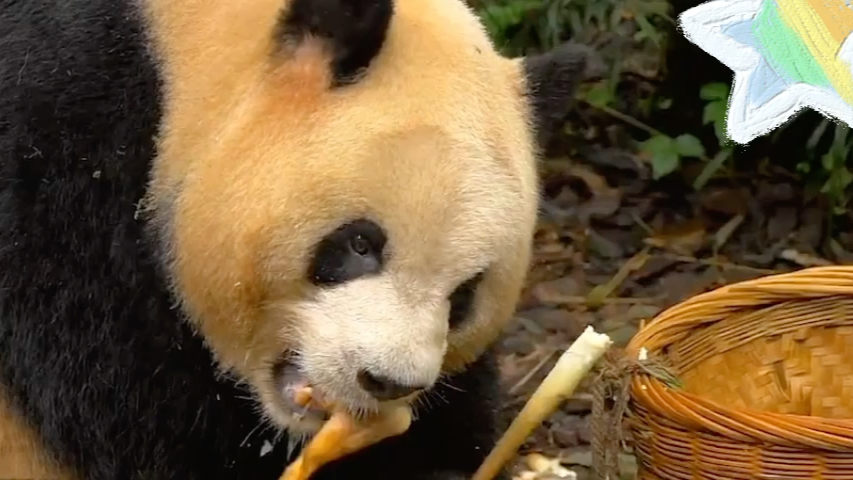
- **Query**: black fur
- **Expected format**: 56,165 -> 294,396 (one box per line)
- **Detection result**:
0,1 -> 291,478
523,43 -> 602,148
309,218 -> 387,286
0,1 -> 506,480
448,272 -> 485,330
275,0 -> 393,86
316,351 -> 509,480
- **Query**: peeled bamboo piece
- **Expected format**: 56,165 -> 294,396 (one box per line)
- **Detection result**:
472,326 -> 613,480
279,388 -> 412,480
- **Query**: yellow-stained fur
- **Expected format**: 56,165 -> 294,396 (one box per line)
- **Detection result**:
2,0 -> 546,474
141,0 -> 539,427
0,393 -> 74,480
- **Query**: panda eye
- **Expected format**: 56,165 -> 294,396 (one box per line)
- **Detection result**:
350,235 -> 370,256
448,271 -> 485,329
309,219 -> 387,286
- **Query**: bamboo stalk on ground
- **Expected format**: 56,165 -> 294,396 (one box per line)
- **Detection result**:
278,325 -> 611,480
472,326 -> 613,480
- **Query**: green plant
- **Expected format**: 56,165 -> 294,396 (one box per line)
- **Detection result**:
700,82 -> 729,144
623,0 -> 674,46
578,60 -> 621,110
478,0 -> 543,52
799,122 -> 853,215
691,82 -> 734,189
581,80 -> 736,186
475,0 -> 853,225
640,133 -> 705,179
477,0 -> 672,55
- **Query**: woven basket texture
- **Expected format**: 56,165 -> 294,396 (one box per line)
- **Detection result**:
624,266 -> 853,480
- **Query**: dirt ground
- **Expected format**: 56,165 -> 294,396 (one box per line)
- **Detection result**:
494,149 -> 852,479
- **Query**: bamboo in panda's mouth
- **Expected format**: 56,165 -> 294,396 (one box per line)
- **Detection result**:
279,386 -> 413,480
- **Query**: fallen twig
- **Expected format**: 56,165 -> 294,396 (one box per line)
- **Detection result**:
585,247 -> 652,307
713,214 -> 744,253
662,253 -> 779,274
547,295 -> 664,306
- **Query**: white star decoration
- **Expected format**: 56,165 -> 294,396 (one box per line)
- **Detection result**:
679,0 -> 853,144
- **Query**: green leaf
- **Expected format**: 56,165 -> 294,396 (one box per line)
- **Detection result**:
821,145 -> 845,171
641,135 -> 680,179
641,134 -> 674,154
702,101 -> 726,126
674,134 -> 705,158
479,0 -> 540,36
700,82 -> 729,101
701,99 -> 729,144
635,14 -> 662,47
642,0 -> 673,17
821,165 -> 853,193
715,124 -> 727,145
839,169 -> 853,188
584,84 -> 615,108
652,151 -> 680,179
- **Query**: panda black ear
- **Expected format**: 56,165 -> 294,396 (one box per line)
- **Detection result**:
523,43 -> 604,148
275,0 -> 394,87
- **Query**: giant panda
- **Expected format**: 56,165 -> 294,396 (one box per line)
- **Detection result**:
0,0 -> 593,479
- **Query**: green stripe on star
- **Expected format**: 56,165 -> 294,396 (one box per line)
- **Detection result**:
752,0 -> 831,87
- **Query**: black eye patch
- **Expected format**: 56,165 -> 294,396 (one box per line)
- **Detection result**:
309,218 -> 387,286
448,271 -> 485,329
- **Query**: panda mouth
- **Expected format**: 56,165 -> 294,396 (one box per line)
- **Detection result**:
271,355 -> 330,424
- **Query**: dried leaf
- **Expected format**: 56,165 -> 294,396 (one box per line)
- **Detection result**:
531,277 -> 584,305
699,187 -> 750,215
565,165 -> 624,222
766,206 -> 797,242
645,219 -> 707,256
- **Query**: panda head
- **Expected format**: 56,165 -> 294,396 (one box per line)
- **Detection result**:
142,0 -> 594,433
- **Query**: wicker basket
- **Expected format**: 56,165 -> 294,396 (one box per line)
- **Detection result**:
624,265 -> 853,480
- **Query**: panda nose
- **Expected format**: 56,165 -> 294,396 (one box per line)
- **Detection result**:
357,370 -> 426,401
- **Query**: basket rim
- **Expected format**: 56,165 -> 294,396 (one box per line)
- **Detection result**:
625,265 -> 853,450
